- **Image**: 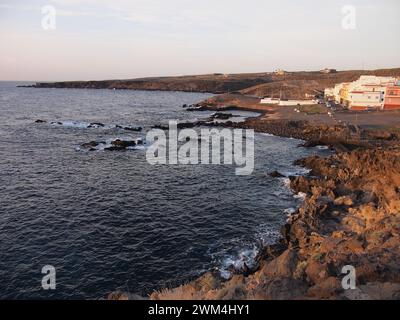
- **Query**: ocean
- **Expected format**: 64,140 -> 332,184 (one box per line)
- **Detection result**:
0,82 -> 329,299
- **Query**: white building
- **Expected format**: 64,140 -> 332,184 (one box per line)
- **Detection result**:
260,97 -> 316,106
348,91 -> 384,110
260,97 -> 279,104
278,99 -> 316,106
325,76 -> 398,109
324,87 -> 335,99
333,83 -> 349,103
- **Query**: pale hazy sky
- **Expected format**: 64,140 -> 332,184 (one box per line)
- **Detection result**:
0,0 -> 399,81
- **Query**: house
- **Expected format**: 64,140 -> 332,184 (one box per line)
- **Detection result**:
260,97 -> 316,106
324,87 -> 335,99
348,90 -> 384,110
346,76 -> 396,110
333,82 -> 349,103
320,68 -> 337,74
325,76 -> 399,110
274,69 -> 286,76
339,83 -> 351,106
384,86 -> 400,109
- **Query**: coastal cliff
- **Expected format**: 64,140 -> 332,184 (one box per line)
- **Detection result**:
30,74 -> 270,94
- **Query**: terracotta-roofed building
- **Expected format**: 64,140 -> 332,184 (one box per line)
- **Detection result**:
325,75 -> 399,110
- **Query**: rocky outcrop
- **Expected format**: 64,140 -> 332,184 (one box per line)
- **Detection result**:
80,138 -> 143,151
87,122 -> 105,128
269,171 -> 286,178
210,112 -> 238,120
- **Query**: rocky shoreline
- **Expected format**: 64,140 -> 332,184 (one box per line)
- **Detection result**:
139,118 -> 400,300
102,100 -> 400,300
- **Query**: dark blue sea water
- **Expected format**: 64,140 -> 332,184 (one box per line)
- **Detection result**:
0,82 -> 329,299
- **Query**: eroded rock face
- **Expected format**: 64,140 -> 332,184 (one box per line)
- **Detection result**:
262,250 -> 298,279
146,144 -> 400,300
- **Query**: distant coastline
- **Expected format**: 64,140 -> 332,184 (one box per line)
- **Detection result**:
22,67 -> 400,96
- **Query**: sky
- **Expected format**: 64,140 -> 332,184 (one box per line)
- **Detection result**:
0,0 -> 399,81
